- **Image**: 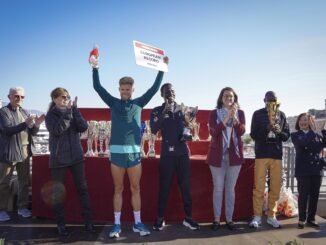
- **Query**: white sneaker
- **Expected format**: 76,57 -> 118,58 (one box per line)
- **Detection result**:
267,217 -> 281,228
18,208 -> 32,218
0,211 -> 10,221
249,216 -> 262,228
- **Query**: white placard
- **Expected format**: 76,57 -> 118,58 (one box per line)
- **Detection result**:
133,40 -> 168,72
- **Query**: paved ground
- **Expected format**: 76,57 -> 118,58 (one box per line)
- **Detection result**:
1,214 -> 326,244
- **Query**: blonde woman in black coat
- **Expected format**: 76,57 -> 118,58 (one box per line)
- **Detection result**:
45,87 -> 95,236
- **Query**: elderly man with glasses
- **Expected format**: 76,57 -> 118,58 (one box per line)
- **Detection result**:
0,87 -> 45,222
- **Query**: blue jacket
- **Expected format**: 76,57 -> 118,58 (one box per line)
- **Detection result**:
250,108 -> 290,159
0,104 -> 39,163
291,129 -> 326,177
45,106 -> 88,168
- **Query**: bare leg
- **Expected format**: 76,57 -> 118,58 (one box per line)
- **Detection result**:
127,164 -> 142,211
111,164 -> 126,212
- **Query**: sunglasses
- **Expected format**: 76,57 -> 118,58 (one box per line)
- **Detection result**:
61,95 -> 71,100
14,95 -> 25,99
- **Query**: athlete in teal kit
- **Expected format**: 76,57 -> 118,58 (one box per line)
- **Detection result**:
92,54 -> 169,238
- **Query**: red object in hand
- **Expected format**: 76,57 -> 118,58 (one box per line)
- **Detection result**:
89,47 -> 99,58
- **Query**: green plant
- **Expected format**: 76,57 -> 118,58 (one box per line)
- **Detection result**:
242,134 -> 253,145
0,238 -> 4,245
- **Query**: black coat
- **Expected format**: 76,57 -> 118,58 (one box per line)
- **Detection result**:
291,130 -> 326,177
45,106 -> 88,168
0,104 -> 39,163
150,102 -> 189,157
250,108 -> 290,159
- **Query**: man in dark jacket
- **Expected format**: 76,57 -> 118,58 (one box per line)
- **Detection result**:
249,91 -> 290,229
150,83 -> 199,231
0,87 -> 45,221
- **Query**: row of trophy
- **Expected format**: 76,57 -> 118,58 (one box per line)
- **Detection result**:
81,105 -> 204,158
81,120 -> 112,157
140,103 -> 201,158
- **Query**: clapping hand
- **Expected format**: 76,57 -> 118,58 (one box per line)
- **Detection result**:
308,114 -> 317,131
34,114 -> 45,127
25,116 -> 34,127
72,96 -> 78,108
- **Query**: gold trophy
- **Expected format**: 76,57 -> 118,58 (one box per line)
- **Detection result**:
266,101 -> 280,143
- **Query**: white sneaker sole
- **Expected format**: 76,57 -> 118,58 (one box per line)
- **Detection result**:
132,227 -> 150,236
153,221 -> 165,231
249,221 -> 261,228
267,221 -> 281,228
18,214 -> 32,218
183,220 -> 199,230
0,217 -> 10,222
109,231 -> 121,238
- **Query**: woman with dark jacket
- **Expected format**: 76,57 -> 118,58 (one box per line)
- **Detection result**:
291,113 -> 326,229
206,87 -> 246,231
45,87 -> 94,236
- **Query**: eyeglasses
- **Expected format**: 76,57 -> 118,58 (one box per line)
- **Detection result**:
61,95 -> 71,100
14,95 -> 25,99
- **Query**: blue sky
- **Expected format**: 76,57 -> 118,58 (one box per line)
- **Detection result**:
1,0 -> 326,131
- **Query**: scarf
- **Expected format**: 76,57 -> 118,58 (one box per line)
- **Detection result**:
216,107 -> 240,157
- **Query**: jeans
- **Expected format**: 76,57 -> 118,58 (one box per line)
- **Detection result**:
209,154 -> 241,222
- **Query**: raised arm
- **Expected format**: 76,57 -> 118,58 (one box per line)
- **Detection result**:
93,68 -> 118,107
136,71 -> 164,107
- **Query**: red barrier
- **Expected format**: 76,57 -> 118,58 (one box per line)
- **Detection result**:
32,155 -> 254,223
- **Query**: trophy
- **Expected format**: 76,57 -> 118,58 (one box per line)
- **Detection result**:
92,121 -> 99,156
180,103 -> 198,141
98,121 -> 107,157
104,121 -> 111,157
193,121 -> 200,141
85,120 -> 97,156
266,101 -> 280,143
145,120 -> 156,158
140,121 -> 147,158
206,123 -> 212,141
